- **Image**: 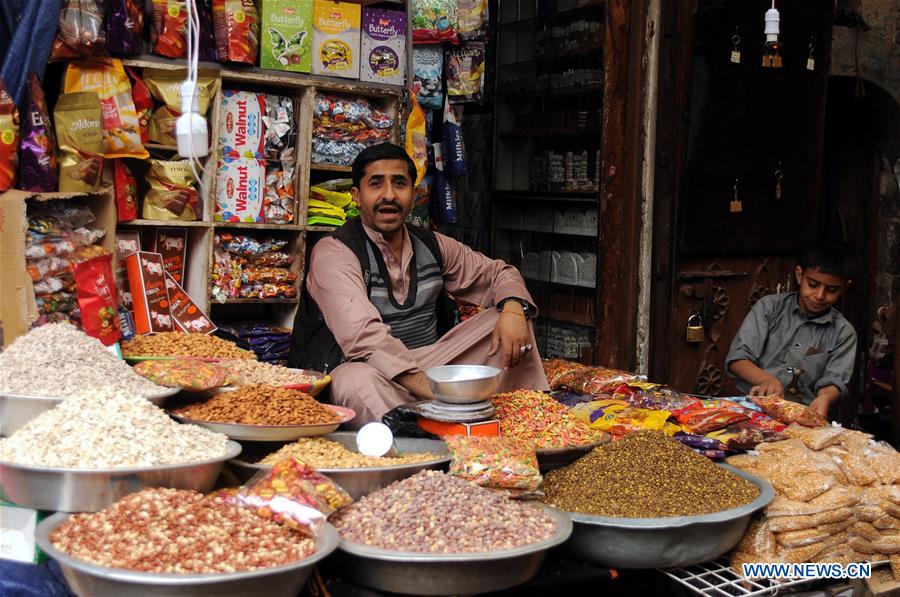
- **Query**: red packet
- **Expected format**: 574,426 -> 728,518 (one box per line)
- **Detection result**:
164,272 -> 217,334
74,254 -> 122,345
114,160 -> 139,221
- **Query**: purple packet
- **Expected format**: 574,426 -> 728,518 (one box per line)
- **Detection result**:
673,432 -> 726,451
17,73 -> 59,193
196,0 -> 219,63
106,0 -> 144,54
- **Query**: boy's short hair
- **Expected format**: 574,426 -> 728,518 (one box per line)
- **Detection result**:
351,143 -> 417,189
800,238 -> 856,280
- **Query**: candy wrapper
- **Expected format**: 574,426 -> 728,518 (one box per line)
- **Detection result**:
126,68 -> 153,145
17,73 -> 59,192
114,160 -> 138,221
34,275 -> 77,295
248,251 -> 293,267
312,94 -> 394,166
51,0 -> 106,60
0,77 -> 20,192
227,457 -> 352,537
239,282 -> 298,299
590,405 -> 674,436
242,266 -> 297,285
152,0 -> 188,58
263,95 -> 296,160
54,93 -> 105,192
134,360 -> 234,390
36,292 -> 78,315
27,245 -> 109,281
213,0 -> 260,64
448,436 -> 542,491
145,70 -> 220,147
413,45 -> 444,110
74,253 -> 122,345
107,0 -> 145,54
750,395 -> 827,428
707,421 -> 789,450
264,165 -> 295,223
216,232 -> 287,257
144,160 -> 200,220
411,0 -> 458,44
446,43 -> 485,103
458,0 -> 488,41
670,402 -> 750,435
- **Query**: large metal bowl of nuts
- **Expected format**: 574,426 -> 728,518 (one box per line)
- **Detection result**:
330,505 -> 573,595
0,388 -> 181,437
228,432 -> 451,499
562,464 -> 775,568
169,405 -> 356,442
36,512 -> 340,597
0,441 -> 242,512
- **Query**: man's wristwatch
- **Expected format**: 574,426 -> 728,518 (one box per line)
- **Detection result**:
497,297 -> 532,318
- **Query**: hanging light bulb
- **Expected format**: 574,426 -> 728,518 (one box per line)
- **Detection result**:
762,0 -> 783,68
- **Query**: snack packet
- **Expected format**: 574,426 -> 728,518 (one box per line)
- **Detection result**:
445,43 -> 485,103
0,77 -> 20,192
133,360 -> 234,390
114,160 -> 138,221
74,253 -> 122,345
126,67 -> 153,145
54,93 -> 105,192
413,45 -> 444,110
213,0 -> 260,64
447,436 -> 542,491
707,421 -> 788,450
107,0 -> 145,54
411,0 -> 458,43
457,0 -> 488,41
64,59 -> 149,159
750,395 -> 827,428
671,402 -> 750,435
144,160 -> 200,220
51,0 -> 106,60
152,0 -> 188,58
264,166 -> 295,223
17,73 -> 59,192
145,70 -> 220,147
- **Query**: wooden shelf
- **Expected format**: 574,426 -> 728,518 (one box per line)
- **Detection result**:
144,143 -> 179,151
310,163 -> 353,173
306,225 -> 339,232
126,219 -> 213,227
213,297 -> 300,305
212,221 -> 303,231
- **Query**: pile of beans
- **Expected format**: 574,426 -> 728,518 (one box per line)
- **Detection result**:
51,488 -> 317,573
491,390 -> 610,449
0,323 -> 165,398
541,431 -> 760,518
259,438 -> 439,468
222,359 -> 315,387
121,333 -> 255,360
331,470 -> 557,552
171,385 -> 340,426
0,390 -> 230,468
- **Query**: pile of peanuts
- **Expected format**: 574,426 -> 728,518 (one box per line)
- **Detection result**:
122,333 -> 256,360
51,488 -> 316,573
260,437 -> 440,468
171,384 -> 340,426
221,359 -> 315,387
331,470 -> 557,553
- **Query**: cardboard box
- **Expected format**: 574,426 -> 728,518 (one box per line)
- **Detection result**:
261,0 -> 314,73
125,251 -> 175,334
115,230 -> 141,311
0,500 -> 48,564
152,228 -> 188,285
417,418 -> 500,437
360,8 -> 406,85
218,91 -> 265,159
312,0 -> 361,79
164,272 -> 217,334
0,188 -> 116,348
215,158 -> 265,222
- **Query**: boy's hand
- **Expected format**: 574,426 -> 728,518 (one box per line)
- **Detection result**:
749,375 -> 783,397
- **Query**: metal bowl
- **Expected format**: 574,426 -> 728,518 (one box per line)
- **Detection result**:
330,506 -> 572,595
0,441 -> 242,512
279,369 -> 331,397
169,405 -> 356,442
561,464 -> 775,569
228,432 -> 450,499
36,513 -> 339,597
536,437 -> 611,472
0,387 -> 180,437
425,365 -> 502,405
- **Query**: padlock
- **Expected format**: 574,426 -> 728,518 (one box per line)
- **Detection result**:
686,314 -> 705,343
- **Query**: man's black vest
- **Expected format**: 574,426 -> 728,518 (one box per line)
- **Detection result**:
288,218 -> 458,373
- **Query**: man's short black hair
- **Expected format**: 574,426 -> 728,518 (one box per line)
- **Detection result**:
800,238 -> 856,280
352,143 -> 417,189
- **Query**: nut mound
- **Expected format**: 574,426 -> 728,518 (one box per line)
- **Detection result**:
171,384 -> 340,426
122,332 -> 255,360
259,437 -> 439,468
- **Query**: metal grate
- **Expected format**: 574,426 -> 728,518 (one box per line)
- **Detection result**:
659,558 -> 813,597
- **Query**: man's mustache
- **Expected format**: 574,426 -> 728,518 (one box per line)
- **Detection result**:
375,200 -> 402,210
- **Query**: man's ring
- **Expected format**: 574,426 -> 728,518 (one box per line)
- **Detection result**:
520,344 -> 533,354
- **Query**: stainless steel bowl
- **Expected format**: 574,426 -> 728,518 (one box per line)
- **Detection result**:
36,512 -> 339,597
331,506 -> 572,595
168,405 -> 355,442
0,388 -> 180,437
228,433 -> 450,499
425,365 -> 502,405
0,441 -> 242,512
536,438 -> 610,472
561,464 -> 775,569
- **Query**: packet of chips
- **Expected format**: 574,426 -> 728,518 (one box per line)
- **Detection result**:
126,68 -> 153,145
152,0 -> 188,58
64,59 -> 148,159
54,93 -> 105,192
114,160 -> 138,221
18,73 -> 60,193
144,69 -> 220,147
51,0 -> 107,60
213,0 -> 260,64
445,43 -> 485,103
74,253 -> 122,345
0,77 -> 20,192
144,160 -> 200,220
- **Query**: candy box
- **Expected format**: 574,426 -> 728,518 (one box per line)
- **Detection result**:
152,227 -> 188,285
218,90 -> 265,159
216,158 -> 265,222
261,0 -> 314,73
312,0 -> 361,79
360,9 -> 405,85
164,272 -> 217,334
125,251 -> 175,334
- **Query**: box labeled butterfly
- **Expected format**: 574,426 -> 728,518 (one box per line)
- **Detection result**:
261,0 -> 314,73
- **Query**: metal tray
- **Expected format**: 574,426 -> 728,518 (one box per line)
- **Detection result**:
330,506 -> 572,595
0,387 -> 181,437
168,405 -> 356,441
228,433 -> 450,499
36,513 -> 339,597
0,441 -> 242,512
279,368 -> 331,397
561,464 -> 775,569
535,437 -> 610,472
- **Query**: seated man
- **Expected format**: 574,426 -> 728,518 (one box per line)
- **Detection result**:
290,143 -> 549,426
726,238 -> 857,419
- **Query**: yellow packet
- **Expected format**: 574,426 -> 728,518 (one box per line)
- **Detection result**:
144,69 -> 220,146
54,92 -> 105,192
144,160 -> 200,220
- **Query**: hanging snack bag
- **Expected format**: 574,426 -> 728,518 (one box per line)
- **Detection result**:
144,70 -> 220,147
405,93 -> 427,186
442,101 -> 465,177
413,46 -> 444,110
750,395 -> 828,428
64,59 -> 149,159
411,0 -> 458,44
312,0 -> 361,79
18,73 -> 59,192
213,0 -> 260,64
51,0 -> 106,60
152,0 -> 188,58
54,93 -> 105,192
126,68 -> 153,145
113,160 -> 138,221
218,90 -> 265,159
0,77 -> 20,192
447,436 -> 542,491
74,253 -> 122,345
144,159 -> 201,220
261,0 -> 314,73
458,0 -> 488,41
215,158 -> 265,222
445,43 -> 485,103
107,0 -> 145,54
360,8 -> 406,85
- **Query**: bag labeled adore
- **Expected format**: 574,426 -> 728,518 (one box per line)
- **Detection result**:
54,93 -> 105,192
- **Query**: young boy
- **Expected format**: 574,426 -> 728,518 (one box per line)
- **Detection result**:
726,239 -> 857,419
